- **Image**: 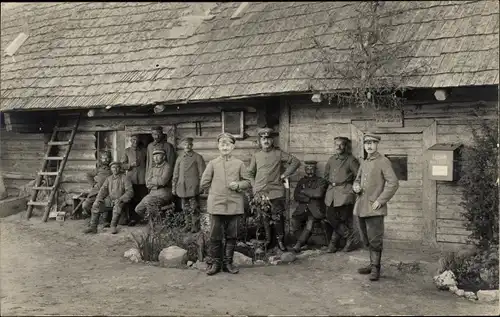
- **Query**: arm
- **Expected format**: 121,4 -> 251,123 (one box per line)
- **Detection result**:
236,162 -> 252,190
200,161 -> 214,192
119,175 -> 134,203
197,154 -> 206,180
145,168 -> 154,190
86,169 -> 97,185
149,165 -> 173,187
280,150 -> 301,178
247,154 -> 257,179
323,158 -> 331,180
167,143 -> 177,169
94,178 -> 109,204
294,179 -> 310,203
376,158 -> 399,205
350,157 -> 360,180
145,144 -> 151,174
121,149 -> 130,171
303,178 -> 328,199
172,158 -> 181,191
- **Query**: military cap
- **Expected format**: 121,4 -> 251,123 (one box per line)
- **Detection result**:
152,147 -> 166,155
183,137 -> 194,144
334,136 -> 349,142
109,161 -> 122,167
151,126 -> 163,132
363,133 -> 381,143
258,127 -> 275,138
304,160 -> 318,166
217,132 -> 236,144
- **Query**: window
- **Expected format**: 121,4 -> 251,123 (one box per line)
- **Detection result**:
221,110 -> 245,139
385,154 -> 408,181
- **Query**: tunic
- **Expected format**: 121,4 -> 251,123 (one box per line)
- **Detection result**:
146,139 -> 176,176
146,161 -> 172,191
172,151 -> 206,198
248,148 -> 301,200
95,173 -> 134,205
86,164 -> 111,197
293,175 -> 328,219
324,153 -> 360,207
200,155 -> 251,216
353,152 -> 399,218
122,146 -> 147,185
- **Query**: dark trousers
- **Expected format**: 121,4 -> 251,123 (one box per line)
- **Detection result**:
270,197 -> 286,237
209,214 -> 240,243
326,204 -> 354,238
130,184 -> 148,222
357,215 -> 384,252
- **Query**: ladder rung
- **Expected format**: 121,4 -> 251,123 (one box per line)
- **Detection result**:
54,127 -> 74,132
48,141 -> 71,146
28,201 -> 49,206
45,156 -> 64,160
39,171 -> 59,176
33,186 -> 54,191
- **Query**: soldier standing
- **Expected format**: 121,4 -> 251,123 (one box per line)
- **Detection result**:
248,127 -> 301,251
172,137 -> 206,233
122,134 -> 147,226
135,147 -> 173,219
84,161 -> 134,234
290,161 -> 328,253
353,133 -> 399,281
200,133 -> 252,275
146,126 -> 176,175
81,150 -> 112,225
323,136 -> 360,253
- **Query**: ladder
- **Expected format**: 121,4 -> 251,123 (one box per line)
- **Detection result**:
26,114 -> 82,222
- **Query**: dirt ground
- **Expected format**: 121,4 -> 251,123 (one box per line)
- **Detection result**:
1,213 -> 498,316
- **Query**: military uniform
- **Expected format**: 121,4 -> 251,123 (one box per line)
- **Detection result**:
324,136 -> 360,252
248,127 -> 301,251
353,133 -> 399,281
82,151 -> 112,225
122,138 -> 148,225
85,162 -> 134,234
172,137 -> 206,233
200,133 -> 252,275
291,161 -> 328,253
135,148 -> 173,219
146,126 -> 176,176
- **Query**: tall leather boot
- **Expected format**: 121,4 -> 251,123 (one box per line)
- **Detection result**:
341,224 -> 356,252
275,216 -> 287,251
358,249 -> 373,275
292,229 -> 311,253
102,210 -> 111,228
223,239 -> 239,274
369,250 -> 382,281
327,231 -> 340,253
110,212 -> 120,234
83,212 -> 100,234
191,208 -> 200,233
321,220 -> 332,246
263,219 -> 272,248
206,241 -> 222,276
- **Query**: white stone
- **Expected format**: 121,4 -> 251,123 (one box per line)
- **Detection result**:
280,252 -> 297,263
158,246 -> 188,268
296,249 -> 323,260
433,270 -> 457,290
187,261 -> 194,267
448,285 -> 459,294
194,260 -> 208,271
477,290 -> 499,303
123,248 -> 142,263
233,251 -> 253,266
269,255 -> 281,266
455,289 -> 465,297
254,260 -> 266,266
464,291 -> 478,301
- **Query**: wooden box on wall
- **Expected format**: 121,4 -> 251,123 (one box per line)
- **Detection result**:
427,143 -> 462,181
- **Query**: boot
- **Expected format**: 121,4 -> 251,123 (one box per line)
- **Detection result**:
293,229 -> 311,253
83,213 -> 100,234
358,250 -> 373,275
263,220 -> 272,248
341,224 -> 356,252
103,211 -> 111,228
110,212 -> 120,234
276,235 -> 287,251
369,250 -> 382,281
206,241 -> 222,276
327,231 -> 340,253
223,239 -> 239,274
183,210 -> 192,232
321,220 -> 332,246
191,211 -> 200,233
275,216 -> 287,251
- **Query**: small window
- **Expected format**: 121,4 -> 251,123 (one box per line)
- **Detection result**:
221,110 -> 245,139
385,154 -> 408,181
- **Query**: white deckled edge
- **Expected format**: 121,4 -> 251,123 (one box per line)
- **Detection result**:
4,32 -> 29,56
230,2 -> 249,20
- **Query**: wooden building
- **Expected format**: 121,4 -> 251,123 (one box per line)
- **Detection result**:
1,2 -> 498,248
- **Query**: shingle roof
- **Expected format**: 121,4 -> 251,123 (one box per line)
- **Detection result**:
1,1 -> 498,111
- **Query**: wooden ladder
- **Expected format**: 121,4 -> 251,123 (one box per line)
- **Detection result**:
26,114 -> 82,222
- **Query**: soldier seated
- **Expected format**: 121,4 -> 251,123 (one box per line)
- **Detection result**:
290,161 -> 328,253
84,161 -> 134,234
135,147 -> 173,222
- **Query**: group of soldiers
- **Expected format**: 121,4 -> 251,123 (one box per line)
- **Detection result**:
79,125 -> 399,281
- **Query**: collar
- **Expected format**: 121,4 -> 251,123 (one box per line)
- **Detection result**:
153,137 -> 165,145
220,155 -> 232,161
335,153 -> 347,160
184,151 -> 194,157
154,161 -> 167,168
366,152 -> 381,161
111,173 -> 121,179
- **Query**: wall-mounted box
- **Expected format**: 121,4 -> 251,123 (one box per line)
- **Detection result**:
427,143 -> 462,181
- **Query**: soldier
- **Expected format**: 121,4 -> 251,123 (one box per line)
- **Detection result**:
84,161 -> 134,234
81,150 -> 112,225
353,133 -> 399,281
290,161 -> 328,253
146,126 -> 176,176
135,147 -> 173,220
172,137 -> 206,233
200,132 -> 252,276
323,136 -> 360,253
122,134 -> 147,226
248,127 -> 301,251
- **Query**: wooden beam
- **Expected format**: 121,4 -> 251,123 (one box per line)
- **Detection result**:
422,120 -> 438,248
279,97 -> 292,230
350,124 -> 364,161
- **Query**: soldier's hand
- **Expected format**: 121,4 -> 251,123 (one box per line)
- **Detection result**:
130,162 -> 138,168
372,201 -> 381,210
228,182 -> 239,191
353,182 -> 361,193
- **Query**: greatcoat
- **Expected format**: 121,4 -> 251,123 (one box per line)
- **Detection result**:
172,151 -> 206,198
122,146 -> 147,185
323,153 -> 360,207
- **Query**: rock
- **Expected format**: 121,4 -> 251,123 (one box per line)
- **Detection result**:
187,261 -> 194,267
237,241 -> 247,248
158,246 -> 188,268
477,290 -> 499,303
280,252 -> 297,263
433,270 -> 457,290
269,255 -> 281,266
296,249 -> 323,260
194,260 -> 208,271
123,248 -> 142,263
448,285 -> 459,294
254,260 -> 266,266
455,289 -> 465,297
233,251 -> 253,267
464,291 -> 478,301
